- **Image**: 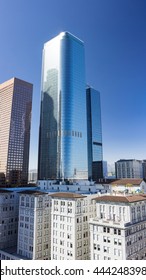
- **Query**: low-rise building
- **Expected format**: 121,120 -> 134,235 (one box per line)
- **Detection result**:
37,180 -> 109,194
110,179 -> 146,194
90,195 -> 146,260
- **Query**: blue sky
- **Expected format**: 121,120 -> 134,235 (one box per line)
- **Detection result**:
0,0 -> 146,169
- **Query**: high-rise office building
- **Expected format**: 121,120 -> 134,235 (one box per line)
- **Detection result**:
115,159 -> 143,179
142,160 -> 146,180
102,161 -> 108,178
86,86 -> 103,181
0,78 -> 33,185
38,32 -> 88,180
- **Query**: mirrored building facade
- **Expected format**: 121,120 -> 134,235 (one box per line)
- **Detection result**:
0,78 -> 33,185
38,32 -> 88,180
86,86 -> 103,181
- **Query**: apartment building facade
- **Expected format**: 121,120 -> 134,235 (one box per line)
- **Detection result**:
0,189 -> 19,249
17,190 -> 52,260
90,195 -> 146,260
50,192 -> 97,260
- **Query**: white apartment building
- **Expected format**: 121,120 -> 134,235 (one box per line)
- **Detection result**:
90,195 -> 146,260
0,189 -> 19,249
50,192 -> 97,260
17,190 -> 52,260
110,179 -> 146,194
38,179 -> 109,194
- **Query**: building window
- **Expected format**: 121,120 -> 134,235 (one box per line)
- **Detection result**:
107,237 -> 110,243
107,227 -> 110,233
118,229 -> 121,235
104,246 -> 107,252
114,229 -> 117,234
103,237 -> 106,242
118,239 -> 122,245
103,227 -> 106,232
114,238 -> 117,245
97,245 -> 100,251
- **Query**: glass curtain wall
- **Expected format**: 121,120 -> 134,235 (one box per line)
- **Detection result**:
38,32 -> 88,180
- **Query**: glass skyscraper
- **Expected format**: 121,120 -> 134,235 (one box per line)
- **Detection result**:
86,86 -> 103,181
38,32 -> 88,180
0,77 -> 33,185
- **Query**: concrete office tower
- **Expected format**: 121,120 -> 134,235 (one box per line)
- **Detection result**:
38,32 -> 88,180
50,192 -> 97,260
86,86 -> 103,181
17,190 -> 52,260
115,159 -> 143,179
0,78 -> 33,185
90,195 -> 146,260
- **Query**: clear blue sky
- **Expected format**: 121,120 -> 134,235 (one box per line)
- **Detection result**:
0,0 -> 146,169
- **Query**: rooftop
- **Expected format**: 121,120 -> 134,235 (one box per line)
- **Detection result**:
49,192 -> 87,199
0,246 -> 30,260
45,31 -> 84,47
116,159 -> 141,162
111,179 -> 144,186
93,195 -> 146,203
0,189 -> 13,193
18,190 -> 47,196
0,77 -> 33,88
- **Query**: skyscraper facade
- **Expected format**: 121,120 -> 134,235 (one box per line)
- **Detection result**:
115,159 -> 143,179
38,32 -> 88,180
0,78 -> 33,185
142,160 -> 146,180
86,86 -> 103,181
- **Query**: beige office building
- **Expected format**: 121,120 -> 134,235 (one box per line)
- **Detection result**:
0,78 -> 33,185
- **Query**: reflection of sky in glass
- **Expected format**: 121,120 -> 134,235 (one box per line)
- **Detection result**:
39,32 -> 88,180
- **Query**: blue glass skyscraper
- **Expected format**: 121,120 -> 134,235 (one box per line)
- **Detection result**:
86,86 -> 103,181
38,32 -> 88,180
